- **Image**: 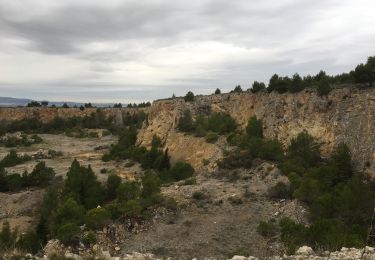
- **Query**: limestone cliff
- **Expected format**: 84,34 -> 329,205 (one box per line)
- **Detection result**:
138,87 -> 375,175
0,107 -> 149,125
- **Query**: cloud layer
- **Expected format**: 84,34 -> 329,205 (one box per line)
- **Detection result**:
0,0 -> 374,102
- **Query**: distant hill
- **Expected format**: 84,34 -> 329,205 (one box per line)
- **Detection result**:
0,97 -> 32,107
0,97 -> 115,108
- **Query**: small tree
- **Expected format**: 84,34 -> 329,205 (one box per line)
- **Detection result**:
27,161 -> 55,187
232,85 -> 243,93
184,91 -> 195,102
41,101 -> 49,107
246,116 -> 263,138
62,103 -> 69,108
169,161 -> 195,181
177,110 -> 194,132
317,80 -> 332,96
106,174 -> 122,200
214,88 -> 221,94
117,181 -> 140,202
85,207 -> 111,229
27,101 -> 41,107
251,81 -> 266,93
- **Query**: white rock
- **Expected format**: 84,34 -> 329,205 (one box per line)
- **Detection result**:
295,245 -> 314,255
230,256 -> 248,260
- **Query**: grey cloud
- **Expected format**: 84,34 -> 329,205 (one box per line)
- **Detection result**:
0,0 -> 374,102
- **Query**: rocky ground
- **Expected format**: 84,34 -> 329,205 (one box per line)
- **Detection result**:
0,132 -> 145,232
95,161 -> 307,259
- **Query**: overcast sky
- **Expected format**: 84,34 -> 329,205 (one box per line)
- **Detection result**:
0,0 -> 374,102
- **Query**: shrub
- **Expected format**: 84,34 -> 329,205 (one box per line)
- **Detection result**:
85,207 -> 111,229
63,160 -> 104,209
141,172 -> 161,203
16,229 -> 41,254
0,150 -> 31,168
117,181 -> 140,202
120,200 -> 143,217
287,131 -> 321,167
218,150 -> 252,169
0,168 -> 7,192
207,112 -> 237,134
214,88 -> 221,94
251,81 -> 266,93
183,177 -> 197,186
0,221 -> 18,251
205,132 -> 219,143
125,161 -> 135,167
27,161 -> 55,187
279,217 -> 308,254
178,110 -> 194,132
317,80 -> 332,96
169,162 -> 195,181
246,117 -> 263,138
56,222 -> 80,245
232,85 -> 243,93
192,191 -> 207,200
106,174 -> 122,200
6,174 -> 24,191
257,220 -> 277,238
82,230 -> 96,245
267,182 -> 292,199
184,91 -> 195,102
54,198 -> 85,226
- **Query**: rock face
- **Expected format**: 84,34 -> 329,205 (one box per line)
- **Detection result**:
0,107 -> 149,125
138,88 -> 375,175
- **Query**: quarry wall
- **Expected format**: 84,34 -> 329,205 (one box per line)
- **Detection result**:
138,87 -> 375,175
0,107 -> 149,125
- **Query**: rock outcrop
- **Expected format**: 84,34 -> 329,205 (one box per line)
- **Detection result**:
0,107 -> 149,125
138,88 -> 375,175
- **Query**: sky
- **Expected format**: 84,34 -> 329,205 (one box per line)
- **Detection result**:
0,0 -> 374,103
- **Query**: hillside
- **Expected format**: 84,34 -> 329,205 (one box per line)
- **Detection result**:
138,87 -> 375,176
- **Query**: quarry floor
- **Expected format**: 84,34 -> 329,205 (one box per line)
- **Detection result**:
0,132 -> 307,259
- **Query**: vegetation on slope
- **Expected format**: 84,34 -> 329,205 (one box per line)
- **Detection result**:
225,118 -> 375,253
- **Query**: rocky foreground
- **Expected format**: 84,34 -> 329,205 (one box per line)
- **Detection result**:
4,243 -> 375,260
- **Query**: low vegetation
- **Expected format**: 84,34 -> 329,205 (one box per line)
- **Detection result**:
0,161 -> 55,192
0,109 -> 147,136
177,110 -> 237,141
239,117 -> 375,253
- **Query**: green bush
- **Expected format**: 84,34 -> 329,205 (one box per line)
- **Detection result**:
267,182 -> 292,199
117,181 -> 140,202
287,131 -> 321,167
169,162 -> 195,181
257,220 -> 277,238
251,81 -> 266,93
106,174 -> 122,200
26,161 -> 55,187
0,221 -> 18,251
56,222 -> 80,245
85,207 -> 111,229
246,116 -> 263,138
184,91 -> 195,102
192,191 -> 207,200
0,150 -> 31,168
279,217 -> 308,254
16,230 -> 41,254
82,230 -> 96,245
218,150 -> 252,169
317,80 -> 332,96
120,200 -> 143,217
205,132 -> 219,143
63,160 -> 104,209
178,110 -> 194,132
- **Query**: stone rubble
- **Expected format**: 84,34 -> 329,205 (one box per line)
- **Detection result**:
5,244 -> 375,260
